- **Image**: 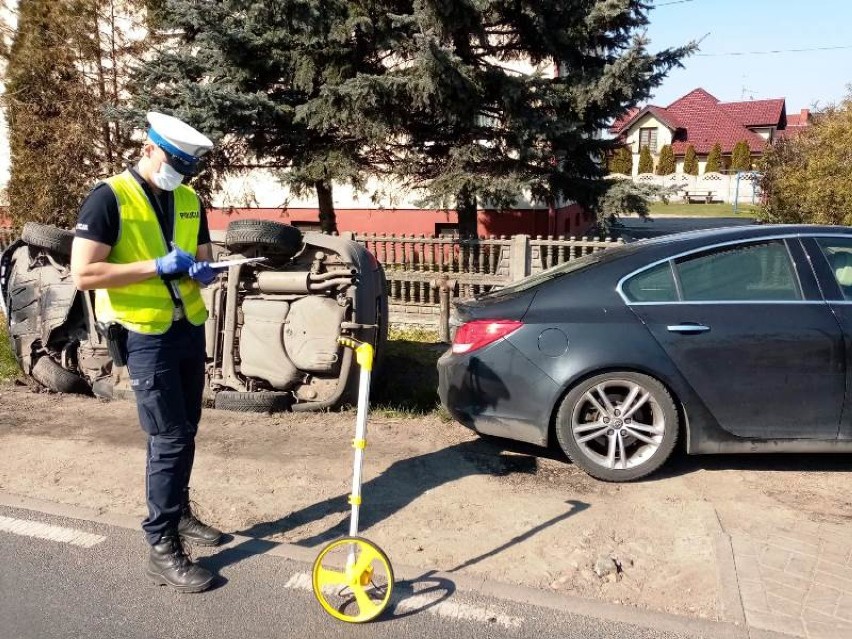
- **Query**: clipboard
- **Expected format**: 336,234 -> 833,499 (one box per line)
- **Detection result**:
209,256 -> 268,269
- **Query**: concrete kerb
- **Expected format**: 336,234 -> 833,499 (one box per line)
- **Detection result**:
0,490 -> 792,639
707,508 -> 749,627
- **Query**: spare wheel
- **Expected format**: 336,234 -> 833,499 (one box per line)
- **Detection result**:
21,223 -> 74,257
224,220 -> 303,259
31,356 -> 92,395
214,390 -> 291,413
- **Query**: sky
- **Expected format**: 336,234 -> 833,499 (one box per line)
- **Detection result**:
643,0 -> 851,111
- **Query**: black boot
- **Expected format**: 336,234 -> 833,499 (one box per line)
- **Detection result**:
178,500 -> 224,547
147,535 -> 213,593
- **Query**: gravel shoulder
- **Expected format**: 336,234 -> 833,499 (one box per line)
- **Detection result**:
1,382 -> 850,621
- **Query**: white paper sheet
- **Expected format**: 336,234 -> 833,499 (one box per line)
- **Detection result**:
209,256 -> 268,269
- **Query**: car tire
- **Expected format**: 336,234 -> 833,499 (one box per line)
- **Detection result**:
555,371 -> 678,482
214,390 -> 291,413
30,356 -> 92,395
21,222 -> 74,257
224,220 -> 303,259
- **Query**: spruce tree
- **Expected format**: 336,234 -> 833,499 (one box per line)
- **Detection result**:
131,1 -> 391,233
3,0 -> 103,229
705,143 -> 723,174
325,2 -> 695,235
133,2 -> 694,236
638,146 -> 654,174
656,144 -> 675,175
683,145 -> 698,176
731,141 -> 751,171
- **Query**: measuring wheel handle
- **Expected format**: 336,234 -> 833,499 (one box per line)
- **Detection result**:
338,336 -> 374,372
312,536 -> 394,623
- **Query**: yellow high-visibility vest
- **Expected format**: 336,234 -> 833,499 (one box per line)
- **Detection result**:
94,170 -> 208,334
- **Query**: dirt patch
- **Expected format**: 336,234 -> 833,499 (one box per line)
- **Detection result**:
1,382 -> 851,620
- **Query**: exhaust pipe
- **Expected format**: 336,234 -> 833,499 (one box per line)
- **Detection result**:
256,271 -> 355,294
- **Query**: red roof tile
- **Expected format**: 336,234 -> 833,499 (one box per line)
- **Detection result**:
612,88 -> 812,156
664,88 -> 767,155
719,98 -> 786,127
609,107 -> 640,134
646,105 -> 684,130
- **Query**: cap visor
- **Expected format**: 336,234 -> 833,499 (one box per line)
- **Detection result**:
167,157 -> 202,177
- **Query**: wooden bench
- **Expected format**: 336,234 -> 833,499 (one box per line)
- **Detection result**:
682,190 -> 716,204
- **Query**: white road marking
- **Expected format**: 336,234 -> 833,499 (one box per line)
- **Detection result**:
0,515 -> 106,548
284,571 -> 523,628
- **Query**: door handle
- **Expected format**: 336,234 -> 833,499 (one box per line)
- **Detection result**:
667,324 -> 710,334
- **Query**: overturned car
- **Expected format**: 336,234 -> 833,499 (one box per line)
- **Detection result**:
1,220 -> 388,412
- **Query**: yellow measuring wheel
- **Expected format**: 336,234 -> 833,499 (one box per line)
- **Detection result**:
311,337 -> 394,623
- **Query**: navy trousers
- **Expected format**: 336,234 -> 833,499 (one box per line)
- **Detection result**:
125,319 -> 206,545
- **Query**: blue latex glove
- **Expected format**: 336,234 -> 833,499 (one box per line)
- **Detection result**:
155,245 -> 195,276
189,261 -> 217,286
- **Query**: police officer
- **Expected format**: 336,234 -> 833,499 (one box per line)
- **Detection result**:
71,112 -> 222,593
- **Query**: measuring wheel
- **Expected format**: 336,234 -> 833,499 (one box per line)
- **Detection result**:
311,337 -> 395,622
312,536 -> 394,623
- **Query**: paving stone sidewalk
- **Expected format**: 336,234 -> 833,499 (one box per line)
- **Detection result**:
730,525 -> 852,639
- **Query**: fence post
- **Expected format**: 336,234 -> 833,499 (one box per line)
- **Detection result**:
510,234 -> 530,281
432,274 -> 457,343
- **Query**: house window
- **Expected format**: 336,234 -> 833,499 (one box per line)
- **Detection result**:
435,223 -> 459,237
291,221 -> 323,233
638,127 -> 658,153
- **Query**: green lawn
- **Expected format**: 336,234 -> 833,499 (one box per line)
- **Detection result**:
371,326 -> 445,416
647,202 -> 762,217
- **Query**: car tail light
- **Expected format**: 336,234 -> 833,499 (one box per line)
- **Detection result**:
451,320 -> 523,354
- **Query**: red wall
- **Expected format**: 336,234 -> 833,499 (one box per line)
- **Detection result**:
209,203 -> 593,238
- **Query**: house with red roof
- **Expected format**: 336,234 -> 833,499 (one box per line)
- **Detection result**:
610,88 -> 811,175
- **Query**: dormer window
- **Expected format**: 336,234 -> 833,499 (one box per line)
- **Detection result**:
639,127 -> 658,153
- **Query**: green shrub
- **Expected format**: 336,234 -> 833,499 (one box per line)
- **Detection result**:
683,145 -> 698,175
705,143 -> 722,173
656,144 -> 675,175
761,94 -> 852,225
637,145 -> 654,174
608,146 -> 633,175
731,140 -> 751,171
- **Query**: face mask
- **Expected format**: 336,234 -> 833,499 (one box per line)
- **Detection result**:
151,161 -> 185,191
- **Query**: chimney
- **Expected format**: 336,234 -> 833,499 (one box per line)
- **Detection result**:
800,108 -> 810,124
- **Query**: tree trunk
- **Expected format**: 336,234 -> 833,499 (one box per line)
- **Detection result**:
456,187 -> 478,237
315,180 -> 337,234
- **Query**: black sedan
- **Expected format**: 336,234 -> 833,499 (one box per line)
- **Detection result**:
438,225 -> 852,481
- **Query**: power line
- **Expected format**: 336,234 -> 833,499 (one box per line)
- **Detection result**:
655,0 -> 698,6
696,44 -> 852,57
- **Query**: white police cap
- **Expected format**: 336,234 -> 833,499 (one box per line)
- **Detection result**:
146,111 -> 213,176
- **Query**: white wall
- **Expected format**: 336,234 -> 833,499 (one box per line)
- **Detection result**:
625,171 -> 761,204
624,114 -> 674,176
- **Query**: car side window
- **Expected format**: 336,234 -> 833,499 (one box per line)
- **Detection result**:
623,262 -> 678,302
815,238 -> 852,301
675,240 -> 802,302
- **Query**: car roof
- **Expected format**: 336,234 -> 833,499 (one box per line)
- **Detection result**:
628,223 -> 852,250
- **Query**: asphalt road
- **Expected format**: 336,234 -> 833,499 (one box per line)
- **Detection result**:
0,504 -> 718,639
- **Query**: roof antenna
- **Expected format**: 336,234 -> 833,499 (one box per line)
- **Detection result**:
741,86 -> 757,100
